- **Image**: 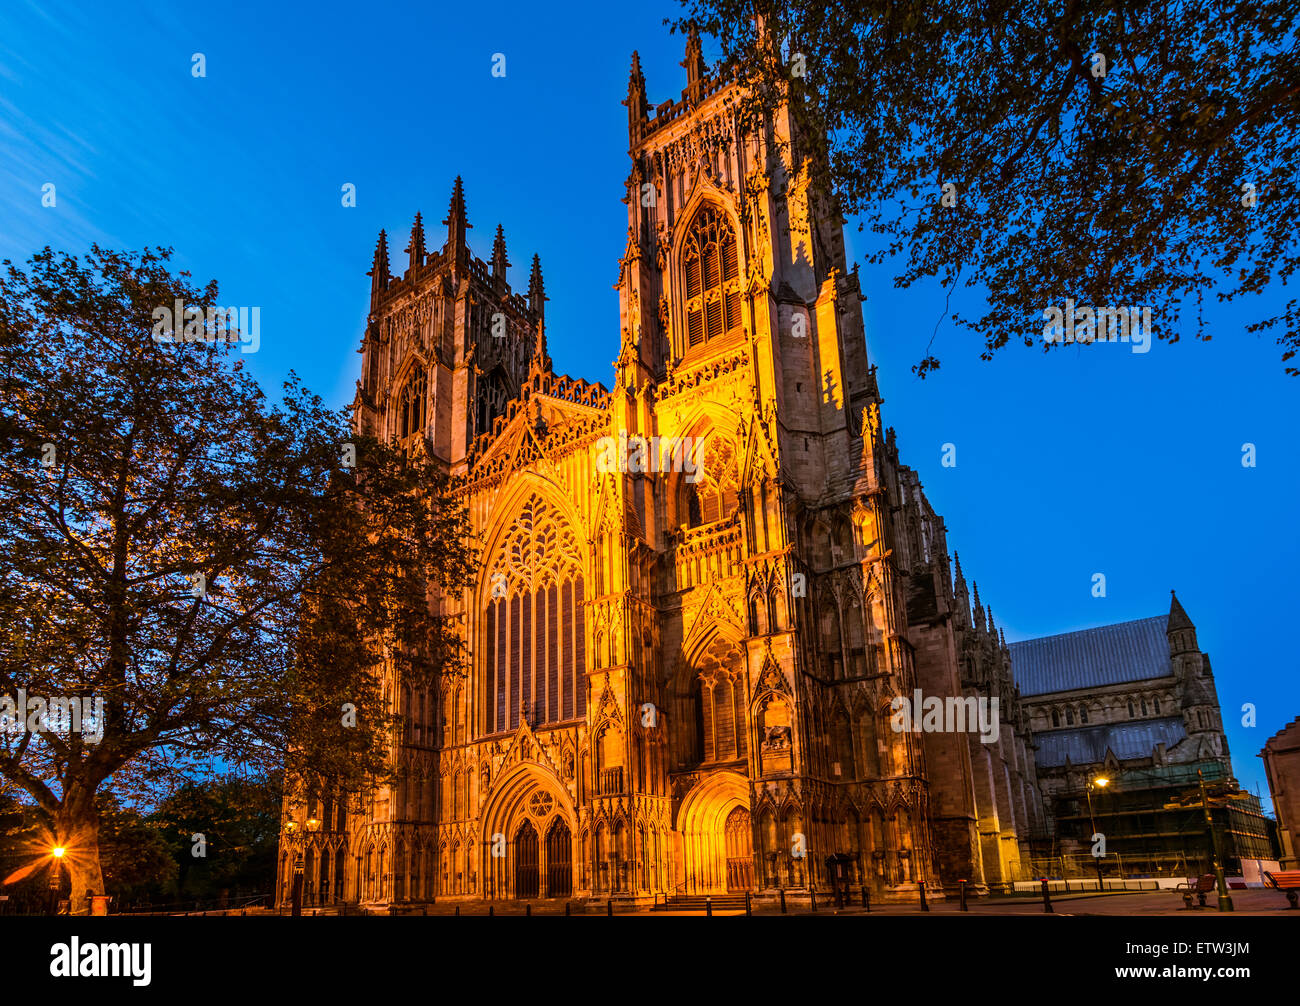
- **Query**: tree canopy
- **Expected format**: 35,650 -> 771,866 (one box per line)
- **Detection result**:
673,0 -> 1300,375
0,245 -> 474,907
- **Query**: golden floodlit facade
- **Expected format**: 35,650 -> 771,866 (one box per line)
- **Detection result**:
278,31 -> 1045,909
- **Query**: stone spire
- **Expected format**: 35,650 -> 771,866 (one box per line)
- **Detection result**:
529,317 -> 551,378
491,223 -> 511,285
624,51 -> 649,144
368,229 -> 390,305
1167,589 -> 1199,658
443,176 -> 471,256
952,553 -> 970,628
681,22 -> 706,103
528,253 -> 546,324
405,212 -> 426,274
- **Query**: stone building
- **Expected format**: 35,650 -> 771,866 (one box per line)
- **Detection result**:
277,30 -> 1042,908
1009,592 -> 1273,875
1261,717 -> 1300,870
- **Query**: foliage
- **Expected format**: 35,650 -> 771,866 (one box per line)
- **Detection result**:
673,1 -> 1300,375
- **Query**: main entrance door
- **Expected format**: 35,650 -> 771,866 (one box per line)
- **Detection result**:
545,819 -> 572,898
515,821 -> 539,899
724,806 -> 754,891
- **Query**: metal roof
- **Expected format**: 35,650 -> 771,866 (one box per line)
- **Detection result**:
1008,615 -> 1171,697
1034,717 -> 1188,768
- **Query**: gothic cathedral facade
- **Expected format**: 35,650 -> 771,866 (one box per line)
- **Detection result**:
279,31 -> 1045,908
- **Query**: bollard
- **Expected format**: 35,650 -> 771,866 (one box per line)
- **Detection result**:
919,881 -> 928,912
959,879 -> 968,912
779,889 -> 787,914
607,899 -> 613,917
706,896 -> 713,917
455,905 -> 460,916
526,903 -> 531,917
565,902 -> 570,916
488,905 -> 494,917
423,906 -> 428,917
862,886 -> 870,912
1040,878 -> 1054,914
745,891 -> 752,917
810,888 -> 817,913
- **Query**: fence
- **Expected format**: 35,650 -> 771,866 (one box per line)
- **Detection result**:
1025,852 -> 1191,881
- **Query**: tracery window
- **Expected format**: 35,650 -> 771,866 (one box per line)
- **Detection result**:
682,436 -> 740,528
398,367 -> 427,442
682,205 -> 742,351
484,496 -> 586,732
692,637 -> 747,764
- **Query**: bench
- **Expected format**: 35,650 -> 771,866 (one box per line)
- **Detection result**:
1176,874 -> 1217,909
1263,870 -> 1300,910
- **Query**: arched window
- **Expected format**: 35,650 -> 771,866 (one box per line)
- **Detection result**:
819,598 -> 843,679
1127,699 -> 1135,718
1051,709 -> 1060,728
692,638 -> 746,764
831,709 -> 854,779
682,205 -> 742,350
1140,697 -> 1148,715
1079,706 -> 1088,724
1065,708 -> 1074,725
398,367 -> 427,441
1154,696 -> 1161,714
681,436 -> 740,528
485,496 -> 586,732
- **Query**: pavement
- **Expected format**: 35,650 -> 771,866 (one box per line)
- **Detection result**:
226,888 -> 1299,917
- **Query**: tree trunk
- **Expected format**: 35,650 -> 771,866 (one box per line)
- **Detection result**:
55,801 -> 105,914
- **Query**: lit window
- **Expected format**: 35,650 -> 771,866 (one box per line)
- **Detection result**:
682,206 -> 742,351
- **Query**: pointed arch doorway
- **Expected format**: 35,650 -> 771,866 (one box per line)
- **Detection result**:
724,806 -> 755,891
546,819 -> 572,897
677,770 -> 754,894
515,821 -> 539,899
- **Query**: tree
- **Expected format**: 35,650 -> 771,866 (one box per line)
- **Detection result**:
0,246 -> 474,908
150,774 -> 281,901
673,1 -> 1300,375
94,796 -> 176,905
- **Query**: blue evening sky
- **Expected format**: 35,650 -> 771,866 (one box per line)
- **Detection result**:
1,0 -> 1295,811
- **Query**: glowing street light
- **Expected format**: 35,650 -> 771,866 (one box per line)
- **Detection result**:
52,846 -> 66,859
1085,776 -> 1111,887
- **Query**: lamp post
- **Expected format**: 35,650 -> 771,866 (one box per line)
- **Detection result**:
292,855 -> 304,917
282,820 -> 302,916
1197,769 -> 1234,912
48,846 -> 65,917
305,818 -> 321,907
1084,776 -> 1110,886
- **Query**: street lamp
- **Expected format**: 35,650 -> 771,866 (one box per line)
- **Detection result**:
1197,769 -> 1234,913
48,846 -> 66,916
292,855 -> 304,917
1085,776 -> 1110,887
304,818 -> 321,907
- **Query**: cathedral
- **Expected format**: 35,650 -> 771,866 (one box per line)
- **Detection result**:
278,29 -> 1045,909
